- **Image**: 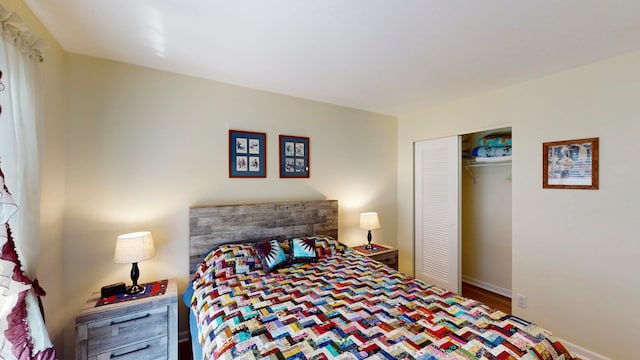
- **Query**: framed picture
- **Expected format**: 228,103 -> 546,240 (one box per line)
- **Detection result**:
229,130 -> 266,178
543,137 -> 598,189
279,135 -> 309,178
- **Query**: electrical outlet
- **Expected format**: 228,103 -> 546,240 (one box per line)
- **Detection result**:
517,294 -> 527,308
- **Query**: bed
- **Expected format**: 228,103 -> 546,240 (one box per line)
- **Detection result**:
183,200 -> 574,359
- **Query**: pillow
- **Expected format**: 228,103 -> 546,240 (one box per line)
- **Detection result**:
194,244 -> 261,283
254,239 -> 288,272
312,235 -> 345,258
289,237 -> 317,263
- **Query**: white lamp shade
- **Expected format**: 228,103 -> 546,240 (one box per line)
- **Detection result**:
360,212 -> 381,230
114,231 -> 155,264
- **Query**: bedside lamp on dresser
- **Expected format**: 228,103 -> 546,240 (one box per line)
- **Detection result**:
75,231 -> 177,360
354,212 -> 399,270
75,279 -> 178,360
360,212 -> 381,250
114,231 -> 155,294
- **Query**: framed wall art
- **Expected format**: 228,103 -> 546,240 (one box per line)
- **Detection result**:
543,137 -> 598,189
279,135 -> 310,178
229,130 -> 266,178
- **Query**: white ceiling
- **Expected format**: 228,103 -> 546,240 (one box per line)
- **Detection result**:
24,0 -> 640,116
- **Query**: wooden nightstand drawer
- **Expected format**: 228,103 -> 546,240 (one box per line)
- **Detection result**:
351,245 -> 399,270
91,335 -> 168,360
374,251 -> 398,268
76,279 -> 178,360
87,307 -> 168,354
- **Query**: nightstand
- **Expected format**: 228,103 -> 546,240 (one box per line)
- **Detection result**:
352,244 -> 399,270
75,279 -> 178,360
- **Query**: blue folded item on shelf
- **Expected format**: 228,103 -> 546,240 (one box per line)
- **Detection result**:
472,145 -> 512,157
477,134 -> 511,147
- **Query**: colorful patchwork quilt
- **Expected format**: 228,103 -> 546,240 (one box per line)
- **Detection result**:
187,246 -> 573,360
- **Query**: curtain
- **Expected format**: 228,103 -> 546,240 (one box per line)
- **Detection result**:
0,5 -> 44,278
0,5 -> 55,360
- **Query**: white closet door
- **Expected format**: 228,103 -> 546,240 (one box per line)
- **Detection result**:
414,135 -> 461,293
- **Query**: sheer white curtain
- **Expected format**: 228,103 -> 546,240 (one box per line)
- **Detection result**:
0,5 -> 44,278
0,6 -> 55,360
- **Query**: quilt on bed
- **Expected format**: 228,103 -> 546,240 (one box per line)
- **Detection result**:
187,247 -> 573,360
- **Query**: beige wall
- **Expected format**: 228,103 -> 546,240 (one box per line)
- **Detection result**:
0,0 -> 67,356
398,51 -> 640,357
63,54 -> 397,357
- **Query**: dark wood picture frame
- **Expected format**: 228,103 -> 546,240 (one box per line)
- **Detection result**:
543,137 -> 598,189
229,130 -> 266,178
279,135 -> 310,178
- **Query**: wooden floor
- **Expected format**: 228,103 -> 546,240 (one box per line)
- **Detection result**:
461,282 -> 512,314
179,339 -> 192,360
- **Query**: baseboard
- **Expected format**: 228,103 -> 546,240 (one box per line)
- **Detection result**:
558,338 -> 610,360
462,276 -> 512,298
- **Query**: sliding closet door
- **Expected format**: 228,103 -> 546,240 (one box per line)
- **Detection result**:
414,135 -> 461,293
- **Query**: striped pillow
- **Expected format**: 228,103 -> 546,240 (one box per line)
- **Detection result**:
194,244 -> 260,283
312,235 -> 345,258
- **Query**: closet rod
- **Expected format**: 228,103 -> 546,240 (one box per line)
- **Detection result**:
463,160 -> 511,184
466,162 -> 511,168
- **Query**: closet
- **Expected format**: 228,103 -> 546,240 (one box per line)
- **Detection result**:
461,127 -> 512,298
414,127 -> 512,298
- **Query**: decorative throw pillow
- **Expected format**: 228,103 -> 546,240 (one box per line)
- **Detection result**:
220,244 -> 260,276
313,235 -> 345,258
290,237 -> 317,263
254,239 -> 288,272
194,244 -> 260,283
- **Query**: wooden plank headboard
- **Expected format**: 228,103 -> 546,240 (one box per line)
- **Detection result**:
189,200 -> 338,276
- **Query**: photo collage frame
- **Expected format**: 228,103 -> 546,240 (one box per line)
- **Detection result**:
279,135 -> 310,178
228,130 -> 310,179
229,130 -> 266,178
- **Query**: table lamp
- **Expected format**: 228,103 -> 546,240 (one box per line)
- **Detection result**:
114,231 -> 155,294
360,212 -> 381,250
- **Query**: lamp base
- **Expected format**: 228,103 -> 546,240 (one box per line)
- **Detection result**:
126,262 -> 145,294
126,284 -> 145,294
364,230 -> 374,249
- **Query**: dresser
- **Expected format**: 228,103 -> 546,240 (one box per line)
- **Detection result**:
352,245 -> 399,270
75,279 -> 178,360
